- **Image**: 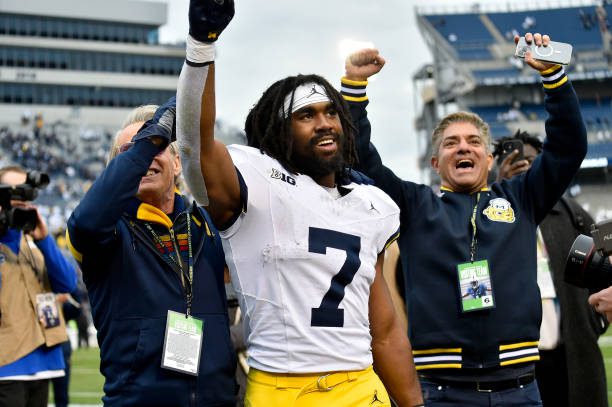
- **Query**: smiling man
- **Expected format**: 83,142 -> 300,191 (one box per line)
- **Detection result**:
66,102 -> 237,406
174,1 -> 423,406
345,33 -> 587,406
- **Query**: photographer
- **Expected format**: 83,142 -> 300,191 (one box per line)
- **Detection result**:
0,165 -> 77,407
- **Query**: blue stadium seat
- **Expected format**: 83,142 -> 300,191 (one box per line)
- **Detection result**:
425,14 -> 493,60
488,7 -> 603,51
469,105 -> 512,138
587,142 -> 612,159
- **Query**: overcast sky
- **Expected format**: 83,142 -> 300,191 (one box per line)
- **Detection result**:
157,0 -> 488,181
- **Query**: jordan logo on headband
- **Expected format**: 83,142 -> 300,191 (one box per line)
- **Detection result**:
281,82 -> 331,118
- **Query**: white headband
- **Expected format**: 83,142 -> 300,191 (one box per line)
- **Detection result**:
281,83 -> 330,118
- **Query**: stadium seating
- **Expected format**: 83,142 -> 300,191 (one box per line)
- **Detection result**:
468,105 -> 512,138
488,7 -> 604,51
424,14 -> 493,60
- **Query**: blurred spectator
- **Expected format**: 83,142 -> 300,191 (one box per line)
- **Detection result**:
522,15 -> 536,30
579,9 -> 594,29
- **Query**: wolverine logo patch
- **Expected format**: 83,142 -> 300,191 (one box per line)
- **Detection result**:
483,198 -> 515,223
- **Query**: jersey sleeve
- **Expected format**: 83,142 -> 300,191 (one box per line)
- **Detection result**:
369,186 -> 401,254
220,145 -> 268,237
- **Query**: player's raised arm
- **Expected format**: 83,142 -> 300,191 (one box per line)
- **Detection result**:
176,0 -> 241,227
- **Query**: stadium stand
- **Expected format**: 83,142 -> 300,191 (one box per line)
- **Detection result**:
424,14 -> 493,60
488,7 -> 604,51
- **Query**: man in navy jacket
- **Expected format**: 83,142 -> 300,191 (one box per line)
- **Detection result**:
342,33 -> 587,405
66,101 -> 237,406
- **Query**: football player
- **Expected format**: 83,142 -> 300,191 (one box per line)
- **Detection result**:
175,1 -> 423,406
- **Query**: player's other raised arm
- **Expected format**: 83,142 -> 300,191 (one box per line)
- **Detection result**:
176,0 -> 241,227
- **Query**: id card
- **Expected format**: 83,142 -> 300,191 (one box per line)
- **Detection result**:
36,293 -> 60,328
161,310 -> 203,376
457,260 -> 495,312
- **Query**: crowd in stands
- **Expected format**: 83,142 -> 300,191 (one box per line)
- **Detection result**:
0,115 -> 111,238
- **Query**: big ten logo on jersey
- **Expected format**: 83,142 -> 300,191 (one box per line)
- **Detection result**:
270,168 -> 296,186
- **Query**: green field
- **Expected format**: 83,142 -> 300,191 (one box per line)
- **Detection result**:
49,347 -> 104,406
601,329 -> 612,405
52,332 -> 612,406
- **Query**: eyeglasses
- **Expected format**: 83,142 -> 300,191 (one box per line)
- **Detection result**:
118,142 -> 135,154
117,142 -> 169,156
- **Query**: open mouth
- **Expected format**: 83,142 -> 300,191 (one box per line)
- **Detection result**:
455,159 -> 474,169
315,136 -> 336,147
145,168 -> 160,177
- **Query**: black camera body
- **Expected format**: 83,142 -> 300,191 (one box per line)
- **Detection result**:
0,171 -> 49,235
565,219 -> 612,291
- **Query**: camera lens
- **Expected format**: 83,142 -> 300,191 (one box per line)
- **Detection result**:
565,234 -> 612,290
25,171 -> 49,188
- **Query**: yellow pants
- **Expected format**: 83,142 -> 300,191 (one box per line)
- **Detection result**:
244,365 -> 391,406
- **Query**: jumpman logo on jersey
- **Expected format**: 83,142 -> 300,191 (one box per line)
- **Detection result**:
370,389 -> 384,405
369,201 -> 380,214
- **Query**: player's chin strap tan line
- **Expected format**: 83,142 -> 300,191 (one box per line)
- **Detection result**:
176,35 -> 215,206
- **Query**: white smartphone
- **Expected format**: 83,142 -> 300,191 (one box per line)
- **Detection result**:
514,37 -> 573,65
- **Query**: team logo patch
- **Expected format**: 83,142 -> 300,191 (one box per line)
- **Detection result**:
483,198 -> 515,223
270,168 -> 296,186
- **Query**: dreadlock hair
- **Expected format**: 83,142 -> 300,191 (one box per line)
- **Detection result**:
244,74 -> 358,176
493,129 -> 543,165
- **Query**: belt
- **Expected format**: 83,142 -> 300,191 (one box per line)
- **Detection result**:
421,372 -> 535,393
248,366 -> 371,392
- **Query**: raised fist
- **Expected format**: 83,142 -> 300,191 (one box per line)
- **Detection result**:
189,0 -> 235,43
345,48 -> 385,82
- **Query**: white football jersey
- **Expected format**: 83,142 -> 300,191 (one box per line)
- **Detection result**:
221,145 -> 400,373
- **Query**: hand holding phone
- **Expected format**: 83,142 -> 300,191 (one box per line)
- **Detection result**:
500,139 -> 524,164
496,139 -> 529,182
514,37 -> 573,65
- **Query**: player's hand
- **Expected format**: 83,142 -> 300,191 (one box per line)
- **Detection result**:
131,96 -> 176,149
514,33 -> 557,72
189,0 -> 235,43
345,48 -> 386,82
496,150 -> 530,182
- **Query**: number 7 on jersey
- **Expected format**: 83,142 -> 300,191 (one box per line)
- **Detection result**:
309,227 -> 361,328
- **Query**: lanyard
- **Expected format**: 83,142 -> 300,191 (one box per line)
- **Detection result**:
469,193 -> 481,263
145,213 -> 194,316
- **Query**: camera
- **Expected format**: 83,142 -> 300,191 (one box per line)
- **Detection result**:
565,219 -> 612,291
0,171 -> 49,235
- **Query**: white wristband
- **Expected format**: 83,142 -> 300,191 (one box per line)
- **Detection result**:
186,35 -> 216,65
